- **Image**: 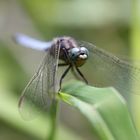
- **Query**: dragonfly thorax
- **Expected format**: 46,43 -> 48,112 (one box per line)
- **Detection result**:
54,37 -> 89,67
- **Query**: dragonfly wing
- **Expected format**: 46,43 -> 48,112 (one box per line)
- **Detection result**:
14,33 -> 52,51
78,41 -> 140,96
18,46 -> 60,120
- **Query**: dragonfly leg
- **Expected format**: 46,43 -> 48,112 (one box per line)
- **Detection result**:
59,65 -> 71,92
71,67 -> 81,80
75,67 -> 88,84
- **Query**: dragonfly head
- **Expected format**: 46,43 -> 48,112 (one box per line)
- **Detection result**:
69,47 -> 89,67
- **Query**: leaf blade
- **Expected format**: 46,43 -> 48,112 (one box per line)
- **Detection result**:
59,81 -> 139,140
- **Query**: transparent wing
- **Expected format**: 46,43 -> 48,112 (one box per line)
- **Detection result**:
78,41 -> 140,97
14,33 -> 52,51
18,46 -> 60,120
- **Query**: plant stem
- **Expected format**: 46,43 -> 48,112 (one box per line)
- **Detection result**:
47,100 -> 59,140
131,0 -> 140,134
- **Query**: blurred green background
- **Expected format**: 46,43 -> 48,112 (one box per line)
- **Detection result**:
0,0 -> 140,140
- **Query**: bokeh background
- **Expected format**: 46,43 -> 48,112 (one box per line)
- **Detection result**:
0,0 -> 140,140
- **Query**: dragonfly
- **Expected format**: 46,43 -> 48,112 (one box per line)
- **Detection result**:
14,33 -> 140,119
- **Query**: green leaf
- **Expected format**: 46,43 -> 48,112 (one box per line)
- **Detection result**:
59,81 -> 139,140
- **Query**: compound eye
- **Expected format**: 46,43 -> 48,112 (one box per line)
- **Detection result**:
80,47 -> 89,56
69,48 -> 80,59
71,48 -> 79,53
